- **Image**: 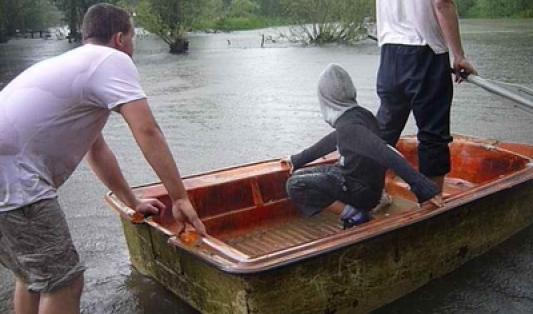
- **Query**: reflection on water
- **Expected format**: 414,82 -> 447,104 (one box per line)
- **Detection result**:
0,19 -> 532,314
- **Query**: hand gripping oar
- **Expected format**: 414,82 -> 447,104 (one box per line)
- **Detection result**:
367,34 -> 533,114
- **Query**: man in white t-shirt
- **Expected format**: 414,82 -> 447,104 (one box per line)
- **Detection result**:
0,4 -> 206,314
375,0 -> 477,194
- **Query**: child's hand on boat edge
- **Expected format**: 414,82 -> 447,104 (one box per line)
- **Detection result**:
280,156 -> 294,174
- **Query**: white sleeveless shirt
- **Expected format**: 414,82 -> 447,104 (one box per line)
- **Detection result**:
376,0 -> 449,54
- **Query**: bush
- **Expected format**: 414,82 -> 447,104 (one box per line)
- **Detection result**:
461,0 -> 533,18
280,0 -> 374,44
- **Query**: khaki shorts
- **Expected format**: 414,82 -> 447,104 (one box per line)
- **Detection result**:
0,198 -> 86,293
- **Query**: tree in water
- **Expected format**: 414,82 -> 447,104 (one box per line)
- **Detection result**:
280,0 -> 374,45
0,0 -> 63,43
136,0 -> 210,54
52,0 -> 112,42
52,0 -> 142,42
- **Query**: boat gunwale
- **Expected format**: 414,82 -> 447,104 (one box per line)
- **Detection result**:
105,137 -> 533,274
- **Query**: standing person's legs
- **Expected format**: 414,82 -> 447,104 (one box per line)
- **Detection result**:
0,198 -> 86,314
376,45 -> 412,146
411,51 -> 454,191
12,274 -> 83,314
14,280 -> 39,314
39,275 -> 84,314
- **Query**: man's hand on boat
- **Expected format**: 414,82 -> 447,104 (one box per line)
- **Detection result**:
134,198 -> 166,216
280,156 -> 294,174
172,198 -> 207,236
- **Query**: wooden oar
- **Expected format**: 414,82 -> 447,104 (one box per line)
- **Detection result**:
367,34 -> 533,114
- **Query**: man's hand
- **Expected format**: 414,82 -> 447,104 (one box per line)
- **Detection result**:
172,198 -> 207,236
280,156 -> 294,174
453,56 -> 477,83
134,198 -> 165,216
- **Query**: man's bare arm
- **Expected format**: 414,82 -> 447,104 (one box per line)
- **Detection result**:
433,0 -> 477,81
86,133 -> 163,216
119,99 -> 206,235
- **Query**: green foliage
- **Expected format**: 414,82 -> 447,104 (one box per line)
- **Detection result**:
136,0 -> 213,53
115,0 -> 141,12
0,2 -> 6,43
456,0 -> 477,17
195,0 -> 279,32
457,0 -> 533,18
0,0 -> 63,42
280,0 -> 375,44
52,0 -> 109,39
227,0 -> 259,17
196,16 -> 286,32
256,0 -> 281,17
4,0 -> 526,50
51,0 -> 140,41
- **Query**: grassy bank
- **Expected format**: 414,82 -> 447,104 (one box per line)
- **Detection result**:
194,16 -> 288,32
461,9 -> 533,18
458,0 -> 533,18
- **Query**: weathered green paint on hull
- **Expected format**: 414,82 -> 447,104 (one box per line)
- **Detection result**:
120,181 -> 533,314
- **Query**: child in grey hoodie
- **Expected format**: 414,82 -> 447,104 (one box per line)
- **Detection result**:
285,64 -> 441,229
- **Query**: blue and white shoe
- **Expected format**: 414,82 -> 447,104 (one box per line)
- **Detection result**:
341,209 -> 371,230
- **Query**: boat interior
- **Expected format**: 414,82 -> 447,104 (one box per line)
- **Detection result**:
108,136 -> 533,273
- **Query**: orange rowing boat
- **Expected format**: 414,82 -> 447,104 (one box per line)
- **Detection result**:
106,135 -> 533,314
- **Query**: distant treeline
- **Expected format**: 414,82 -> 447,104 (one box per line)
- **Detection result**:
0,0 -> 62,43
237,0 -> 533,19
1,0 -> 532,45
234,0 -> 533,19
457,0 -> 533,18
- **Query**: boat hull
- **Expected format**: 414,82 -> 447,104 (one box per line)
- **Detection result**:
119,180 -> 533,313
107,136 -> 533,313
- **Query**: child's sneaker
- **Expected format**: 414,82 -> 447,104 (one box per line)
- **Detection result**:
341,208 -> 371,229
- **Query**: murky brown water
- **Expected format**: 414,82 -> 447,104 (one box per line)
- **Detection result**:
1,19 -> 532,313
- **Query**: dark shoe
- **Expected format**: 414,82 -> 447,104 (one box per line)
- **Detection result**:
341,209 -> 371,230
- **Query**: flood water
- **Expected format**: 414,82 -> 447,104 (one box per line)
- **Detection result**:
1,19 -> 532,313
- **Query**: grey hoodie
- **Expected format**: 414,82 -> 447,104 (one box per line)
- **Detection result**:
318,63 -> 359,127
290,63 -> 439,205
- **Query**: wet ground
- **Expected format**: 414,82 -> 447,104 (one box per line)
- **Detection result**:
0,19 -> 532,313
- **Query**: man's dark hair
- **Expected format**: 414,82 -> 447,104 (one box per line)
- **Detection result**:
81,3 -> 131,44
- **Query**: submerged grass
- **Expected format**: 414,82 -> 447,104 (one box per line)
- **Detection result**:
194,16 -> 288,32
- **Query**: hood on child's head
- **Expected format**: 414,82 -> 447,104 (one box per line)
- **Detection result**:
317,63 -> 359,127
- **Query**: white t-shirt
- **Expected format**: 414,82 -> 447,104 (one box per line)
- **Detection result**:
377,0 -> 448,54
0,44 -> 146,211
